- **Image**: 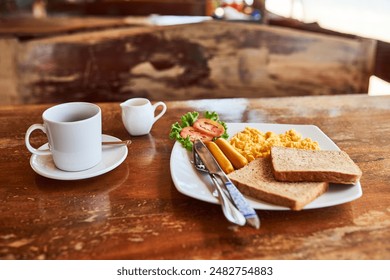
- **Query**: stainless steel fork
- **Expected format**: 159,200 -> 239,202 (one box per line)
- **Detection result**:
192,148 -> 246,226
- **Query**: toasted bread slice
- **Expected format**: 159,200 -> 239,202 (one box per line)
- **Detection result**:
228,157 -> 328,211
270,147 -> 362,184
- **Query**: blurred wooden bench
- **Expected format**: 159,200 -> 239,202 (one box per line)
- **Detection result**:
0,17 -> 376,104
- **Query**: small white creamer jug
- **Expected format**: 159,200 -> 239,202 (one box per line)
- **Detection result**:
120,98 -> 167,136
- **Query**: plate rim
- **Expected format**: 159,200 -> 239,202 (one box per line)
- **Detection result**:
170,122 -> 362,210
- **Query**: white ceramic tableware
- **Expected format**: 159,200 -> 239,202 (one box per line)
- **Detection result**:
170,123 -> 363,210
120,98 -> 167,136
25,102 -> 102,172
30,135 -> 128,180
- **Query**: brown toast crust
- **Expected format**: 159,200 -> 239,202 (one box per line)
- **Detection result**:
228,157 -> 328,211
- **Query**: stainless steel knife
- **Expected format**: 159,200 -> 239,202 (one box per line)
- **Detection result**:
193,139 -> 260,229
192,148 -> 246,226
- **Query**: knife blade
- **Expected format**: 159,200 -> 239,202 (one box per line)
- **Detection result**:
192,147 -> 246,226
193,139 -> 260,229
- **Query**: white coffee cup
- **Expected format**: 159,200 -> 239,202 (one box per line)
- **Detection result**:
25,102 -> 102,172
120,98 -> 167,136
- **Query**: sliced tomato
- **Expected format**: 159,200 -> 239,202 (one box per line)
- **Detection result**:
193,118 -> 225,138
180,126 -> 213,142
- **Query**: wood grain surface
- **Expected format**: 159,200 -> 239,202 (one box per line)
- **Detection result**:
0,20 -> 375,105
0,16 -> 139,37
0,94 -> 389,259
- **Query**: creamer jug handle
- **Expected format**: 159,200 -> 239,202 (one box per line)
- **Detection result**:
152,102 -> 167,124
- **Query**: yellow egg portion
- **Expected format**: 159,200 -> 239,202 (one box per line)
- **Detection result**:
229,127 -> 320,162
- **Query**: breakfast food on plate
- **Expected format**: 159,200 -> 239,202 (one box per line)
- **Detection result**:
215,138 -> 248,170
228,157 -> 329,210
169,111 -> 228,151
193,118 -> 225,138
270,147 -> 362,184
180,126 -> 213,142
184,122 -> 362,209
205,141 -> 234,174
230,127 -> 320,161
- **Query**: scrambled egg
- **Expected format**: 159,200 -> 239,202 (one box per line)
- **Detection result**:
229,127 -> 320,162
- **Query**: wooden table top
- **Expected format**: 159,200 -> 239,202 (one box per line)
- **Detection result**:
0,94 -> 389,260
0,16 -> 145,38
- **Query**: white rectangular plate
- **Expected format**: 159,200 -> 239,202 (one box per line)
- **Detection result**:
170,123 -> 362,210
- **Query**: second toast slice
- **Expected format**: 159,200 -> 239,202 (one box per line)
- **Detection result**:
270,146 -> 362,184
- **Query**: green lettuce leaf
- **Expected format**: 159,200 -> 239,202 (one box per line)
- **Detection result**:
169,111 -> 229,151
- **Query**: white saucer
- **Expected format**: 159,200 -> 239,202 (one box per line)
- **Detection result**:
30,134 -> 128,180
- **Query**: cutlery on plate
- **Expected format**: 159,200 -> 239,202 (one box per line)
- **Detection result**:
194,139 -> 261,229
193,148 -> 246,226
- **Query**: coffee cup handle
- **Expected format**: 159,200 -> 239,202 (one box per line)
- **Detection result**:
152,102 -> 167,124
25,124 -> 51,156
